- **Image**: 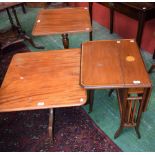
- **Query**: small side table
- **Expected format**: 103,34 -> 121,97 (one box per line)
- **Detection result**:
0,48 -> 87,142
32,7 -> 92,49
80,39 -> 152,138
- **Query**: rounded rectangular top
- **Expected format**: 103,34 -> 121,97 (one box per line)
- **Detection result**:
0,48 -> 87,112
81,39 -> 152,89
32,7 -> 92,36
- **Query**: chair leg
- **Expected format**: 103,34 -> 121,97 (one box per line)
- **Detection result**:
21,3 -> 26,14
23,35 -> 44,49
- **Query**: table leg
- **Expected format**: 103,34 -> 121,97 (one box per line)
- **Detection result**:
62,34 -> 69,49
89,2 -> 93,25
110,8 -> 114,34
148,65 -> 155,73
89,2 -> 93,41
49,108 -> 54,142
114,88 -> 128,139
108,89 -> 114,97
89,32 -> 93,41
89,89 -> 95,113
142,88 -> 152,112
135,88 -> 149,138
21,3 -> 26,14
136,11 -> 146,47
115,87 -> 151,139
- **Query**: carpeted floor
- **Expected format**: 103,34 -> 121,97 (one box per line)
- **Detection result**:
0,106 -> 121,152
0,5 -> 155,152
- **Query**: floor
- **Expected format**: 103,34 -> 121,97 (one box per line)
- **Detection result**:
0,6 -> 155,152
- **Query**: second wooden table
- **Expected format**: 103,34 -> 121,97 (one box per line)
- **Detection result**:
32,7 -> 92,49
81,39 -> 152,138
0,48 -> 87,141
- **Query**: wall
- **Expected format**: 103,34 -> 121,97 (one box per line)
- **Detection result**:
69,2 -> 155,53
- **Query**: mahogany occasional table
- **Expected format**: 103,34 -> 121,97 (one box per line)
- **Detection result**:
32,7 -> 92,49
80,39 -> 152,138
0,48 -> 87,141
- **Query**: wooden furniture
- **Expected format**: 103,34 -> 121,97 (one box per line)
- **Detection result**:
32,7 -> 92,49
89,2 -> 155,47
80,39 -> 152,138
148,49 -> 155,73
0,2 -> 26,14
0,2 -> 43,53
26,2 -> 47,8
0,48 -> 87,141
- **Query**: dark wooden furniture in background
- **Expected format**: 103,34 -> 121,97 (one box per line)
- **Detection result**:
32,7 -> 92,49
89,2 -> 155,47
26,2 -> 47,8
0,48 -> 87,141
80,39 -> 152,138
148,49 -> 155,73
0,2 -> 43,54
25,2 -> 68,8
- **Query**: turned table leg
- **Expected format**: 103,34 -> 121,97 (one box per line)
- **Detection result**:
62,34 -> 69,49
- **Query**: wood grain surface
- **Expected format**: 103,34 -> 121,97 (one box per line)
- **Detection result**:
118,39 -> 151,88
32,7 -> 92,36
81,39 -> 151,89
0,49 -> 87,112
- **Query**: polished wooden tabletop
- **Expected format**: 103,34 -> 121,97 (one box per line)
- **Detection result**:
81,39 -> 151,89
118,39 -> 151,88
32,7 -> 92,36
0,49 -> 87,112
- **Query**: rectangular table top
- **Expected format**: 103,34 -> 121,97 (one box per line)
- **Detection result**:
0,49 -> 87,112
81,39 -> 151,89
32,7 -> 92,36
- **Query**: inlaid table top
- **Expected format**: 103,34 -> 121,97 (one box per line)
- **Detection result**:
81,39 -> 151,89
32,7 -> 92,36
0,49 -> 87,112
